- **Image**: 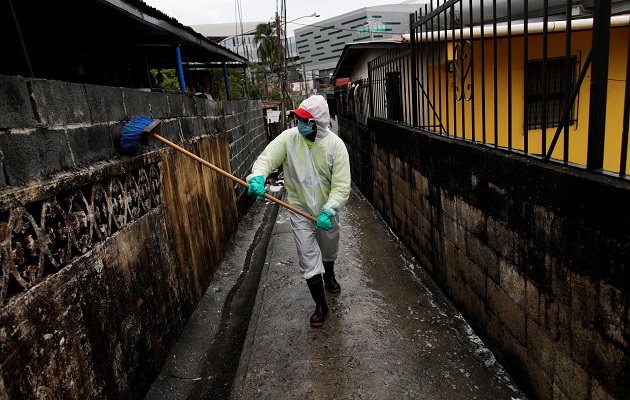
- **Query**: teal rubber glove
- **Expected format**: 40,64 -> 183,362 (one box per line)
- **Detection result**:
315,210 -> 334,230
247,175 -> 266,200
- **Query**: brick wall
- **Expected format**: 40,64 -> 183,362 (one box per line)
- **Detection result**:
338,116 -> 630,400
0,75 -> 266,398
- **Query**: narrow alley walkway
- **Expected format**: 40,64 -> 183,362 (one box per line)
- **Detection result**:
147,187 -> 527,399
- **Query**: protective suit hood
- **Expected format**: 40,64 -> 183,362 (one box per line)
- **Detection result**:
294,95 -> 330,127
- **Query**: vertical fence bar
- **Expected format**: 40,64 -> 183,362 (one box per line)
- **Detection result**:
423,5 -> 429,128
542,0 -> 549,155
452,3 -> 458,138
387,51 -> 392,121
383,56 -> 396,121
620,25 -> 630,176
375,58 -> 380,119
588,0 -> 612,170
378,56 -> 383,119
493,0 -> 498,147
469,0 -> 476,141
381,55 -> 395,121
401,53 -> 406,125
428,5 -> 442,132
411,13 -> 419,128
404,21 -> 409,125
481,0 -> 487,143
445,7 -> 450,136
376,58 -> 380,119
459,0 -> 465,138
523,0 -> 529,153
437,8 -> 444,134
563,0 -> 573,162
380,55 -> 385,119
507,0 -> 513,149
368,60 -> 374,118
399,50 -> 403,124
409,42 -> 413,127
383,55 -> 387,119
431,1 -> 437,132
374,57 -> 385,118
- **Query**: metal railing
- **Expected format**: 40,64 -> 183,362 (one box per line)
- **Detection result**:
367,0 -> 630,177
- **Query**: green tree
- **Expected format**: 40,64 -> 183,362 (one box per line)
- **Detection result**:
204,67 -> 263,101
150,69 -> 180,90
253,22 -> 282,73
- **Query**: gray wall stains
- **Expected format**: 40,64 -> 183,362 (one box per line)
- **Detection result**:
0,74 -> 267,399
338,115 -> 630,400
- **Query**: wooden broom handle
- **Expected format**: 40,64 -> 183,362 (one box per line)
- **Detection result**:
152,134 -> 318,223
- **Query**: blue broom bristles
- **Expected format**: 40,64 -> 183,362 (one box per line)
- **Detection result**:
121,116 -> 154,149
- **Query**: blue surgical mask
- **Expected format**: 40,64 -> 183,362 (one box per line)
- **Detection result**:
297,119 -> 316,136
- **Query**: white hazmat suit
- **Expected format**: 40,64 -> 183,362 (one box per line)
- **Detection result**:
246,96 -> 351,279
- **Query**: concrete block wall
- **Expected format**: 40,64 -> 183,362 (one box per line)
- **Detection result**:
0,75 -> 264,192
223,100 -> 268,214
338,116 -> 630,400
0,74 -> 266,398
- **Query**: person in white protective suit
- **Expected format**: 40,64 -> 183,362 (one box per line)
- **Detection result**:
246,95 -> 351,327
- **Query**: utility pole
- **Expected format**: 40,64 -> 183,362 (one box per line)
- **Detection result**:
303,64 -> 308,96
276,12 -> 286,128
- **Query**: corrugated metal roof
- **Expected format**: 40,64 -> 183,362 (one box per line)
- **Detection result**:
190,22 -> 267,40
2,0 -> 247,83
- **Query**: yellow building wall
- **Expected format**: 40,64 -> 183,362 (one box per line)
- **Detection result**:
426,27 -> 630,173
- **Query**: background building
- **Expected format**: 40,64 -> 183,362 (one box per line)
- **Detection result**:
191,22 -> 299,64
295,4 -> 425,92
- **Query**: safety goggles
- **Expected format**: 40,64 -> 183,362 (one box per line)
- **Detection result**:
294,116 -> 315,124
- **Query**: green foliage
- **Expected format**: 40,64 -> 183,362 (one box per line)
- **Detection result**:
253,22 -> 282,73
150,66 -> 264,101
270,90 -> 281,101
150,69 -> 180,90
204,67 -> 264,101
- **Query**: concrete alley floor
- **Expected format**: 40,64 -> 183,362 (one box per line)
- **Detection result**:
146,187 -> 527,400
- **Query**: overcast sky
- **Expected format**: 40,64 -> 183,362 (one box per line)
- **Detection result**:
143,0 -> 423,37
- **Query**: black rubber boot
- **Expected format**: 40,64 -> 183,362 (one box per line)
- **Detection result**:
306,275 -> 329,327
323,261 -> 341,293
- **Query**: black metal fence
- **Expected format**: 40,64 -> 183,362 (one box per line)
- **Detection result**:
364,0 -> 630,177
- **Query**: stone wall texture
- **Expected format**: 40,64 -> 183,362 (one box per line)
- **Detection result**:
338,116 -> 630,400
0,75 -> 267,399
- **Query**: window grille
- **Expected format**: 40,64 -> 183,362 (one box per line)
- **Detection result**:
526,56 -> 578,130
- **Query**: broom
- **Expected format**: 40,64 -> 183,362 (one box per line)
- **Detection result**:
120,117 -> 317,222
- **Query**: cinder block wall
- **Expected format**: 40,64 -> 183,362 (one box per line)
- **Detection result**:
338,116 -> 630,400
0,74 -> 266,399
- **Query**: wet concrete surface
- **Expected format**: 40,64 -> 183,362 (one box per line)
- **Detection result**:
145,199 -> 279,400
231,188 -> 526,399
146,187 -> 527,399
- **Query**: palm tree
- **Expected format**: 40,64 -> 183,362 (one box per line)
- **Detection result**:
253,22 -> 282,73
253,21 -> 293,119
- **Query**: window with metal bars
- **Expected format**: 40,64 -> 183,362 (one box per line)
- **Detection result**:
525,56 -> 578,130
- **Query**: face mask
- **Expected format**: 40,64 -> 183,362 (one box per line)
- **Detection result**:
297,119 -> 316,136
